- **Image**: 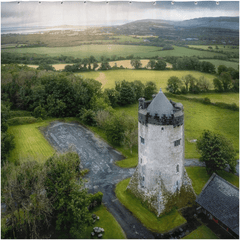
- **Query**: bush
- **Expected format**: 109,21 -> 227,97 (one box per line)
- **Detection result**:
79,109 -> 96,126
88,192 -> 103,210
7,117 -> 41,126
9,110 -> 32,118
202,97 -> 211,105
33,106 -> 47,119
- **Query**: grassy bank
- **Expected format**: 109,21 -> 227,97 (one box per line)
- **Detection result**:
80,205 -> 126,239
182,92 -> 239,106
115,178 -> 186,233
183,225 -> 218,239
186,166 -> 239,195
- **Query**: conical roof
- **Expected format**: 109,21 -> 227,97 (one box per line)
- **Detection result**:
147,89 -> 173,117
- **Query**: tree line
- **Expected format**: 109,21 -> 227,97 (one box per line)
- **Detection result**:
1,152 -> 103,238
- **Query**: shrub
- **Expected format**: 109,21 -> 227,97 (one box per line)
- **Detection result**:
79,109 -> 96,126
202,97 -> 211,105
33,106 -> 47,119
88,192 -> 103,210
7,117 -> 40,126
9,110 -> 32,118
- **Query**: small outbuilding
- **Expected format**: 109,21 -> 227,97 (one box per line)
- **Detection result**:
196,173 -> 239,238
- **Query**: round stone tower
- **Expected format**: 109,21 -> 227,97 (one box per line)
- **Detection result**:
127,89 -> 195,216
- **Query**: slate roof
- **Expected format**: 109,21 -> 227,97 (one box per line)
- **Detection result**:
196,173 -> 239,236
147,89 -> 174,117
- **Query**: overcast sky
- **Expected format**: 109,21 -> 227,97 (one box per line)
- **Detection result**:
1,1 -> 239,28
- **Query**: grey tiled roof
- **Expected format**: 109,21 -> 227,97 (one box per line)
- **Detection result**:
147,89 -> 173,117
196,173 -> 239,236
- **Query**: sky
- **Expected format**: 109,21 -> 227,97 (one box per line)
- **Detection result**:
1,1 -> 239,28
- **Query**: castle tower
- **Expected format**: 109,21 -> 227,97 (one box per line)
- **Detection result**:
127,89 -> 195,216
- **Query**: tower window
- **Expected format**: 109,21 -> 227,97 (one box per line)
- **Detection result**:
176,164 -> 179,173
161,127 -> 164,130
140,137 -> 145,144
140,158 -> 142,164
142,176 -> 145,181
174,139 -> 181,146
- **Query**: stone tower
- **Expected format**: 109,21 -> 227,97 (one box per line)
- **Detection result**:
127,89 -> 195,216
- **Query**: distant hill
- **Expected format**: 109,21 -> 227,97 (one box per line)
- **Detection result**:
170,17 -> 239,31
108,16 -> 239,44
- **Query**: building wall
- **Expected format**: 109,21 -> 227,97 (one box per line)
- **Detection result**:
138,122 -> 184,194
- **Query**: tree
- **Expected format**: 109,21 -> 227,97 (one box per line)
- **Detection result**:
147,60 -> 156,69
197,130 -> 237,175
218,65 -> 228,75
130,59 -> 142,69
131,80 -> 145,102
144,81 -> 157,100
213,77 -> 223,92
104,88 -> 119,107
105,113 -> 125,146
1,102 -> 15,166
117,80 -> 136,106
123,116 -> 138,154
220,72 -> 232,91
155,59 -> 167,70
197,76 -> 211,92
2,160 -> 52,239
199,61 -> 215,73
37,63 -> 55,71
166,76 -> 183,94
44,152 -> 92,238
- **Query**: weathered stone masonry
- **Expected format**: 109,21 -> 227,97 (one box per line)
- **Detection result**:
127,89 -> 195,217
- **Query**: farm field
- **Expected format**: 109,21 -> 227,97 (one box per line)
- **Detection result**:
115,178 -> 187,233
2,45 -> 226,60
184,92 -> 239,106
23,60 -> 173,71
80,69 -> 216,90
8,120 -> 56,163
199,59 -> 239,70
188,44 -> 239,53
183,225 -> 218,239
115,96 -> 239,159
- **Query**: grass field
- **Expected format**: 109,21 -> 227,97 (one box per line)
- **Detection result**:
183,225 -> 218,239
200,59 -> 239,70
8,120 -> 56,163
188,45 -> 239,54
80,69 -> 216,90
184,92 -> 239,106
80,205 -> 126,239
186,167 -> 239,195
114,95 -> 239,159
115,178 -> 187,233
2,45 -> 226,61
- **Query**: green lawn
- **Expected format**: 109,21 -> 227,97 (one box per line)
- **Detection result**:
183,225 -> 218,239
8,120 -> 56,163
2,45 -> 226,61
115,178 -> 186,233
80,205 -> 126,239
186,166 -> 239,195
114,96 -> 239,159
183,92 -> 239,106
80,69 -> 216,90
200,59 -> 239,70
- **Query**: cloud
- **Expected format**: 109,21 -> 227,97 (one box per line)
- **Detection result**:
1,1 -> 239,28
